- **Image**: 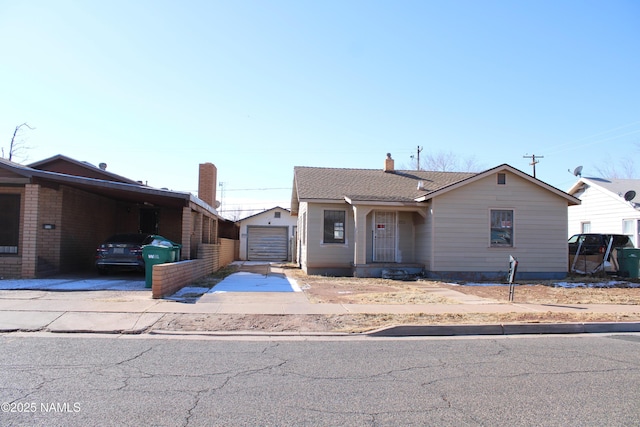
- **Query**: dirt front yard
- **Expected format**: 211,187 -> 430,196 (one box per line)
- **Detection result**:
150,265 -> 640,334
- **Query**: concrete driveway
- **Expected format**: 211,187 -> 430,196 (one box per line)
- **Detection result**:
0,273 -> 146,291
209,268 -> 300,293
0,262 -> 298,300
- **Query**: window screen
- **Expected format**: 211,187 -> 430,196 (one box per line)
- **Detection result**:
324,210 -> 345,243
0,195 -> 20,254
490,209 -> 513,247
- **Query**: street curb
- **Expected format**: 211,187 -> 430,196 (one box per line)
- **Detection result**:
149,330 -> 354,337
368,322 -> 640,337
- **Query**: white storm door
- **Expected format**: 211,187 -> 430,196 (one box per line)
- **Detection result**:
373,211 -> 396,262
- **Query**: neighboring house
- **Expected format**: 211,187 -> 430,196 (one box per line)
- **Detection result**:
237,207 -> 297,261
0,155 -> 227,279
291,154 -> 580,280
567,177 -> 640,245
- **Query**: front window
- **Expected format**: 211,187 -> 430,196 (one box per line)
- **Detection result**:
324,210 -> 345,243
0,194 -> 20,254
490,209 -> 513,247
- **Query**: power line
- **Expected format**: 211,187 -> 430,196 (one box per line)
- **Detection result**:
224,187 -> 291,192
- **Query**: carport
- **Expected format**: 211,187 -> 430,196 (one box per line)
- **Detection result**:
0,155 -> 223,278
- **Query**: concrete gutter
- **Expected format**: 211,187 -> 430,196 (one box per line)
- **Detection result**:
368,322 -> 640,337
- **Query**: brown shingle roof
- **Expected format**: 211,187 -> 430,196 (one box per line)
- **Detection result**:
293,167 -> 475,202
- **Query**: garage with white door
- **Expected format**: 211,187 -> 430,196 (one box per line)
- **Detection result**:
247,226 -> 289,261
237,207 -> 297,261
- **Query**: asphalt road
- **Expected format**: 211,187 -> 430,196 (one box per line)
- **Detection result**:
1,334 -> 639,426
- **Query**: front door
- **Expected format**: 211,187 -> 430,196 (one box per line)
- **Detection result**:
373,211 -> 396,262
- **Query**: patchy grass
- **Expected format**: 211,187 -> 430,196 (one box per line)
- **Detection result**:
287,268 -> 640,305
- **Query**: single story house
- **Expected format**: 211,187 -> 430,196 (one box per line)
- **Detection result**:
291,154 -> 580,280
567,177 -> 640,245
0,154 -> 228,279
237,206 -> 297,261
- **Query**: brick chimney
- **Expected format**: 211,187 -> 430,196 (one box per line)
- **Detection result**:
198,163 -> 217,208
384,153 -> 394,173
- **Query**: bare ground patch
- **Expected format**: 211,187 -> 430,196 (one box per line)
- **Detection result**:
152,311 -> 640,334
153,265 -> 640,334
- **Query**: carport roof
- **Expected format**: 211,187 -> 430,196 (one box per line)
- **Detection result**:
0,156 -> 218,213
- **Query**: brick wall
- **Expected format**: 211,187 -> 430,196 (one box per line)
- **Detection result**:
0,257 -> 21,279
150,239 -> 238,299
152,243 -> 220,298
21,184 -> 39,277
37,186 -> 62,275
61,186 -> 117,272
219,238 -> 236,266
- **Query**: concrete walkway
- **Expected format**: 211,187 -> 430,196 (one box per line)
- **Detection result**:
0,285 -> 639,335
0,262 -> 639,336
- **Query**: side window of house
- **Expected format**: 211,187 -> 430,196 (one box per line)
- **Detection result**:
490,209 -> 513,247
324,210 -> 345,244
274,211 -> 281,219
0,194 -> 20,254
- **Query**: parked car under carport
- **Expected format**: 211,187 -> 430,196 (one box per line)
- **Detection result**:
95,233 -> 154,274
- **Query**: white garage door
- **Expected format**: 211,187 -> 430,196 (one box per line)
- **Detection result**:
247,226 -> 288,261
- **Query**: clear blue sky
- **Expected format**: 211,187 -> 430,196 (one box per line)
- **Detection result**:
1,0 -> 639,219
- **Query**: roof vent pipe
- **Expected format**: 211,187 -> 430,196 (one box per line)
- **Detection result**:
98,162 -> 107,170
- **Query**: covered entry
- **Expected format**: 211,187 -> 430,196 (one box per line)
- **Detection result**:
247,226 -> 288,261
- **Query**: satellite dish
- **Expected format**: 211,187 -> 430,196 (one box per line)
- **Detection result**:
573,166 -> 583,177
624,190 -> 636,202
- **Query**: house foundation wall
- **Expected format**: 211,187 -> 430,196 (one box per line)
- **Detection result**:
353,263 -> 424,278
0,257 -> 22,279
425,270 -> 567,281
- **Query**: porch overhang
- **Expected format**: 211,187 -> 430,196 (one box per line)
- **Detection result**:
345,196 -> 428,218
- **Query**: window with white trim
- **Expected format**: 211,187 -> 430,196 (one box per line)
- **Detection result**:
490,209 -> 513,247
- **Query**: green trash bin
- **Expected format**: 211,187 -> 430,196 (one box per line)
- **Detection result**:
617,248 -> 640,279
142,236 -> 181,288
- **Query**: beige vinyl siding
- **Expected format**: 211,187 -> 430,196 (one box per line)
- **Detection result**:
304,202 -> 354,269
568,185 -> 640,237
414,209 -> 431,269
397,211 -> 415,262
297,202 -> 308,268
431,172 -> 569,274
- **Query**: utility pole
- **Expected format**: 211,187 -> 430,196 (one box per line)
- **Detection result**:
218,182 -> 225,209
523,154 -> 543,178
411,146 -> 423,170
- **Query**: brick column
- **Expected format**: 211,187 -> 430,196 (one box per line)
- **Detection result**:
193,211 -> 203,252
181,206 -> 192,260
21,184 -> 39,278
